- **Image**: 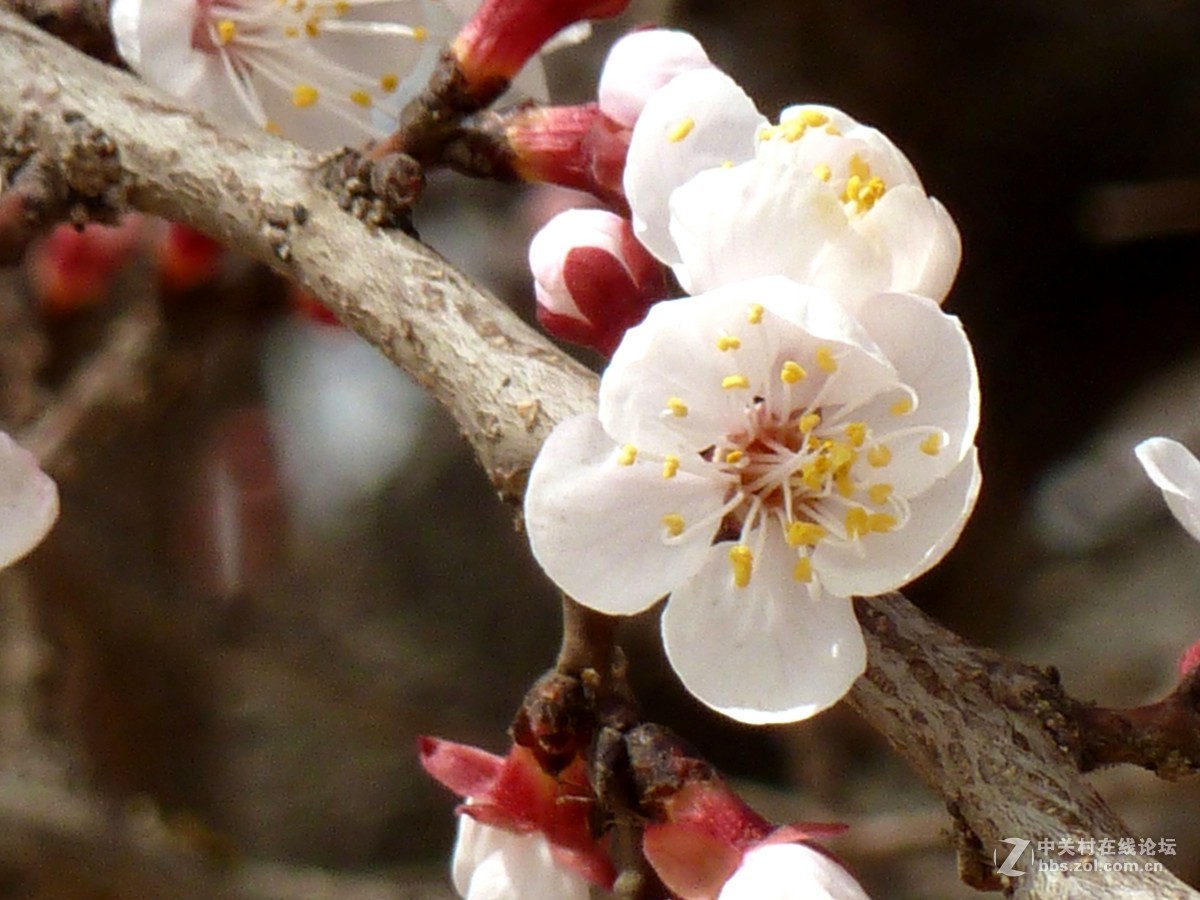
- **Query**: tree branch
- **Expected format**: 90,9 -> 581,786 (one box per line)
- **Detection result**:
0,11 -> 1196,898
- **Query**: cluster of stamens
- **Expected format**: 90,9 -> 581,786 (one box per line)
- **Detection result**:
198,0 -> 438,136
614,302 -> 948,591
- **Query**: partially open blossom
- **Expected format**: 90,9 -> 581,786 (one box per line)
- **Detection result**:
530,207 -> 669,355
419,737 -> 615,896
597,29 -> 713,128
1135,436 -> 1200,543
719,843 -> 872,899
624,68 -> 961,305
525,277 -> 980,723
111,0 -> 460,149
0,431 -> 59,569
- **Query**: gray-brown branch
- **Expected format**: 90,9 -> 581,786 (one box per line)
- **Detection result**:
0,11 -> 1195,899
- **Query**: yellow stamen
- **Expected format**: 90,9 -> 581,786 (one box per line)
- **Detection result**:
283,24 -> 299,37
793,557 -> 813,582
828,441 -> 855,469
780,360 -> 807,384
716,335 -> 742,351
786,522 -> 826,546
720,159 -> 735,169
217,19 -> 236,44
380,73 -> 399,93
845,422 -> 867,448
667,117 -> 696,143
292,84 -> 319,108
816,346 -> 837,373
412,25 -> 427,40
798,412 -> 821,434
349,90 -> 372,108
867,444 -> 892,467
661,514 -> 685,537
334,0 -> 350,12
835,468 -> 855,498
920,433 -> 943,456
747,304 -> 764,324
890,396 -> 914,416
662,455 -> 680,479
799,109 -> 829,126
617,444 -> 637,466
728,544 -> 754,588
848,153 -> 870,179
845,507 -> 869,539
725,449 -> 745,464
867,483 -> 893,505
868,513 -> 898,533
812,162 -> 832,182
666,397 -> 688,417
781,118 -> 806,142
722,374 -> 750,390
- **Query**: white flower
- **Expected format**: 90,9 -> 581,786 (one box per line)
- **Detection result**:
451,815 -> 591,900
719,843 -> 872,900
110,0 -> 464,149
623,69 -> 961,305
1134,436 -> 1200,542
524,276 -> 981,724
0,431 -> 59,569
597,29 -> 714,128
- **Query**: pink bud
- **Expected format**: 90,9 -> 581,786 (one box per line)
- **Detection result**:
1180,640 -> 1200,679
598,29 -> 714,127
157,223 -> 223,293
454,0 -> 630,97
28,218 -> 144,315
529,208 -> 669,355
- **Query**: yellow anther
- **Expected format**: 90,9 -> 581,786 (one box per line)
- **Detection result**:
728,544 -> 754,588
799,109 -> 829,126
825,124 -> 841,135
816,346 -> 838,373
848,153 -> 871,180
661,513 -> 685,537
868,483 -> 893,505
722,374 -> 750,390
747,304 -> 764,324
264,119 -> 282,135
868,512 -> 898,533
667,117 -> 696,143
412,25 -> 428,40
828,441 -> 855,469
856,176 -> 886,212
662,455 -> 680,479
349,90 -> 372,108
217,19 -> 236,44
292,84 -> 319,108
305,16 -> 321,37
380,73 -> 399,93
780,360 -> 807,384
334,0 -> 349,12
867,444 -> 892,467
716,335 -> 742,351
293,0 -> 306,10
665,397 -> 688,418
920,433 -> 943,456
792,557 -> 813,583
812,162 -> 832,182
781,118 -> 807,142
835,468 -> 855,498
725,449 -> 745,464
845,422 -> 867,448
843,174 -> 863,204
617,444 -> 638,466
845,507 -> 870,539
801,460 -> 826,490
798,412 -> 822,434
721,159 -> 735,169
786,522 -> 827,547
284,24 -> 299,37
890,396 -> 914,416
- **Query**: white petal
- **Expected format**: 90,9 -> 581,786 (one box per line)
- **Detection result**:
625,68 -> 765,265
661,530 -> 866,725
814,449 -> 981,597
598,29 -> 713,127
524,415 -> 727,615
851,188 -> 961,304
113,0 -> 219,105
1135,437 -> 1200,542
451,817 -> 591,900
0,431 -> 59,569
599,278 -> 897,456
846,292 -> 979,496
719,843 -> 872,900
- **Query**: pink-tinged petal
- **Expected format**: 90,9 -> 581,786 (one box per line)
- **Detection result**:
419,736 -> 504,798
625,68 -> 765,265
600,278 -> 897,455
598,29 -> 713,127
718,842 -> 872,900
814,449 -> 981,598
0,432 -> 59,569
661,531 -> 866,724
524,414 -> 726,615
1135,437 -> 1200,542
846,292 -> 979,496
452,817 -> 592,900
643,823 -> 743,900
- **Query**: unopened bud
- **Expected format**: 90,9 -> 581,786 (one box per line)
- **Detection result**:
157,223 -> 223,293
27,218 -> 143,315
598,29 -> 713,127
529,208 -> 669,355
1180,640 -> 1200,679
